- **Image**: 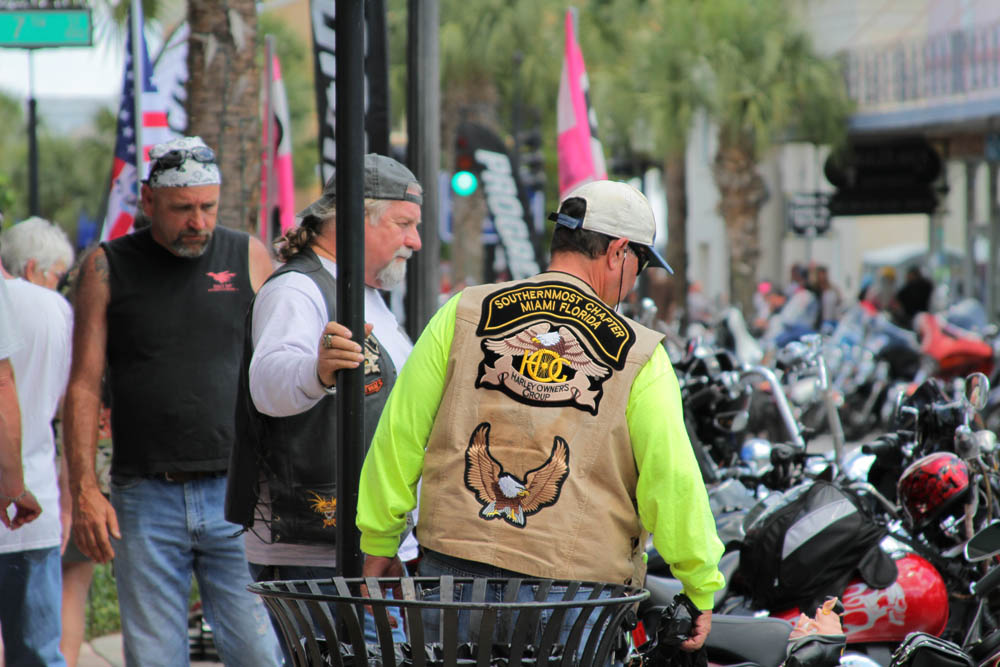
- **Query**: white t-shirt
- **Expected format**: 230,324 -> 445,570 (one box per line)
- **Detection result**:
0,279 -> 72,554
245,255 -> 418,566
0,275 -> 20,358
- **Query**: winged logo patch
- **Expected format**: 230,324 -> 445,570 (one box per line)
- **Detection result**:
477,322 -> 610,413
464,422 -> 570,528
363,336 -> 381,376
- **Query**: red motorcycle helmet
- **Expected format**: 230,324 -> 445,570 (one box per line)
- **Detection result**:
897,452 -> 971,530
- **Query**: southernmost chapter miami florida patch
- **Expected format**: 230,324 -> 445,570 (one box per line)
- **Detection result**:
475,281 -> 635,413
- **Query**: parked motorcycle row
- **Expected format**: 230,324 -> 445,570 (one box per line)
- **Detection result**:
629,302 -> 1000,666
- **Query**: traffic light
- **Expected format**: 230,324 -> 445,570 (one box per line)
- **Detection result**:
452,133 -> 479,197
451,171 -> 478,197
517,127 -> 546,191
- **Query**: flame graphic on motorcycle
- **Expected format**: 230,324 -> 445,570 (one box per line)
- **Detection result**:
841,581 -> 907,635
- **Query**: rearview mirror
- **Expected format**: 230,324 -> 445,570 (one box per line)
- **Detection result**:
965,521 -> 1000,562
964,372 -> 990,412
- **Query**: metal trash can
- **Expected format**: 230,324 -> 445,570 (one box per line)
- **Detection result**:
249,576 -> 648,667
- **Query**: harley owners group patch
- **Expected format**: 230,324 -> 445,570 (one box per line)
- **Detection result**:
475,281 -> 635,413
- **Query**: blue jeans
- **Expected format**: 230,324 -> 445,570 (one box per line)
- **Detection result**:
0,547 -> 66,666
249,562 -> 407,665
110,475 -> 279,666
417,550 -> 607,656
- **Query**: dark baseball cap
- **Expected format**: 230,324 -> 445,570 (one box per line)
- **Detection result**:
297,154 -> 423,220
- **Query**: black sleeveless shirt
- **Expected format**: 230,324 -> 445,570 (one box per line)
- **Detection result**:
103,226 -> 252,476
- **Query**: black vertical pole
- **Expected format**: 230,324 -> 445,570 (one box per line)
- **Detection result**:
27,50 -> 39,216
405,0 -> 440,338
365,0 -> 390,157
510,51 -> 523,180
335,0 -> 366,579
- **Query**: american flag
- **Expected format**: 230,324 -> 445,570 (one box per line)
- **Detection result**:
100,3 -> 174,242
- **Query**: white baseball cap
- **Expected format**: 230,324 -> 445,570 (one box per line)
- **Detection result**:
548,180 -> 672,273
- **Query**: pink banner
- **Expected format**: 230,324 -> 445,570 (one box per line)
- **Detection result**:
260,52 -> 296,245
557,9 -> 607,198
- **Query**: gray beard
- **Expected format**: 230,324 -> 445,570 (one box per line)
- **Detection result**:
376,258 -> 408,288
171,233 -> 212,258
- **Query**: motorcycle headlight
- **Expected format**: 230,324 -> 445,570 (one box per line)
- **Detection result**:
713,410 -> 750,433
789,377 -> 819,405
740,438 -> 773,467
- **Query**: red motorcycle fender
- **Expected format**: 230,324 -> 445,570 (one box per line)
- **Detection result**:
772,554 -> 948,644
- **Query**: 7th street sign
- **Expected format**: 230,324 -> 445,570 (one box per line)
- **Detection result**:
0,8 -> 92,48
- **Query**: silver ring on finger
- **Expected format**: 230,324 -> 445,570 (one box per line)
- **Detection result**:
322,333 -> 335,349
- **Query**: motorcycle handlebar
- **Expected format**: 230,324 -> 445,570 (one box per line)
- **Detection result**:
972,563 -> 1000,598
861,437 -> 898,457
686,385 -> 719,411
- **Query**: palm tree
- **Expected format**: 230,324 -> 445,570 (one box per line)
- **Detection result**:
620,0 -> 707,326
699,0 -> 851,314
99,0 -> 260,232
186,0 -> 260,232
430,0 -> 565,284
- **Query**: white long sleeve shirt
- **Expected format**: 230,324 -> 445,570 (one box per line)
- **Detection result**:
245,254 -> 417,565
249,256 -> 412,417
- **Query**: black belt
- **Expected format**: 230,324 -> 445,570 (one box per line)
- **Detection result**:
149,470 -> 226,484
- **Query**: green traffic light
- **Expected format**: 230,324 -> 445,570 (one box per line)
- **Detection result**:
452,170 -> 478,196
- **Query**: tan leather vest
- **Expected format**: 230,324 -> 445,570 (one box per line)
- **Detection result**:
417,273 -> 664,585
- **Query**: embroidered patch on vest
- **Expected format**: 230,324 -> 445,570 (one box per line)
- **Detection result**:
477,281 -> 635,369
363,336 -> 381,376
464,422 -> 569,529
308,491 -> 337,528
477,322 -> 611,413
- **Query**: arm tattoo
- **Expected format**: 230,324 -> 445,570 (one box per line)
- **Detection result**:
93,251 -> 110,286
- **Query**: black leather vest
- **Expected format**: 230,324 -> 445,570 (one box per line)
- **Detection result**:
103,226 -> 251,476
226,248 -> 396,545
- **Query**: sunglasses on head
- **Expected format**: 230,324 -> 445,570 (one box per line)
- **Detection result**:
148,146 -> 216,178
627,242 -> 651,273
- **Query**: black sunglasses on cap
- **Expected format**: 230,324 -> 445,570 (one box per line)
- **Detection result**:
148,146 -> 216,178
627,242 -> 651,274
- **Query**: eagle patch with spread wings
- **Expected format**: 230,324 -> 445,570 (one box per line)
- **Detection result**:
463,422 -> 570,528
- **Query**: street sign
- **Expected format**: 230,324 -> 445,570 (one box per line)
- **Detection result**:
0,8 -> 92,48
787,192 -> 831,236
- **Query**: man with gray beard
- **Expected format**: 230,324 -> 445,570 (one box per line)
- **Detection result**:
225,154 -> 422,661
65,136 -> 279,665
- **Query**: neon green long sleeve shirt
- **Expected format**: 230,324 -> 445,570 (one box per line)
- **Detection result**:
357,293 -> 725,609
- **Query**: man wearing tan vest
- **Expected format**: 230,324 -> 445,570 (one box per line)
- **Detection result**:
357,180 -> 724,651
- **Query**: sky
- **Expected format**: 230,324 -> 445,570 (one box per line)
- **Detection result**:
0,43 -> 123,100
0,3 -> 173,102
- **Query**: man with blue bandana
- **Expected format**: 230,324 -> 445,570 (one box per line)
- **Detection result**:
64,136 -> 279,665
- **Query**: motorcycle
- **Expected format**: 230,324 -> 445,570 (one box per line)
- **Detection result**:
674,336 -> 819,491
913,312 -> 995,383
634,566 -> 847,667
757,373 -> 998,664
645,373 -> 998,666
877,521 -> 1000,666
832,310 -> 922,442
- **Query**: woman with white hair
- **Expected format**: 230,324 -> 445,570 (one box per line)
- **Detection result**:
0,216 -> 75,289
0,216 -> 74,664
